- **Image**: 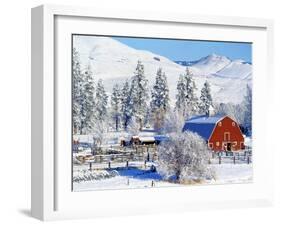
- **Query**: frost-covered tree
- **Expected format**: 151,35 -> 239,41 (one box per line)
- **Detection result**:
95,79 -> 108,122
127,116 -> 140,137
110,84 -> 122,131
130,61 -> 149,130
199,80 -> 213,115
120,80 -> 133,130
72,48 -> 83,134
215,102 -> 245,125
175,67 -> 199,118
158,131 -> 215,183
243,85 -> 252,136
81,65 -> 96,134
92,120 -> 107,148
162,110 -> 186,134
150,68 -> 170,130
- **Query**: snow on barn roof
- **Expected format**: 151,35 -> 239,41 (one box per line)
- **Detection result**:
182,115 -> 226,140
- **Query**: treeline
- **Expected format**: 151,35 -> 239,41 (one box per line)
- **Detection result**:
73,48 -> 252,136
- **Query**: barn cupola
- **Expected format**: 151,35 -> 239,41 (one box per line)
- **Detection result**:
207,105 -> 215,117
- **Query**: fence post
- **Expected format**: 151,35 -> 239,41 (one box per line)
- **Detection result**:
108,161 -> 111,169
89,162 -> 92,171
126,160 -> 129,168
219,155 -> 221,164
151,180 -> 155,187
144,160 -> 147,169
247,156 -> 250,164
233,156 -> 236,164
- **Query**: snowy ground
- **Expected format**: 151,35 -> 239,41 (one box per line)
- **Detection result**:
73,160 -> 253,192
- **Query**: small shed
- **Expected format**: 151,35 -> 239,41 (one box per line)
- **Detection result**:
183,115 -> 245,152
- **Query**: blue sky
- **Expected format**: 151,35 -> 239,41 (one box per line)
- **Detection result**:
114,37 -> 252,63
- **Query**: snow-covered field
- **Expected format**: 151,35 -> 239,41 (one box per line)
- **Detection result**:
73,160 -> 253,192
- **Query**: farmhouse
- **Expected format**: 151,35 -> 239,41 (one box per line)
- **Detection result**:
183,115 -> 245,152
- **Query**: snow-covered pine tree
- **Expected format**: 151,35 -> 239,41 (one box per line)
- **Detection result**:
95,79 -> 108,122
243,84 -> 252,136
175,74 -> 186,115
81,65 -> 96,134
150,68 -> 170,130
130,61 -> 149,130
120,80 -> 133,130
175,67 -> 198,118
151,68 -> 170,112
110,84 -> 122,131
183,67 -> 199,117
72,48 -> 83,134
199,80 -> 213,115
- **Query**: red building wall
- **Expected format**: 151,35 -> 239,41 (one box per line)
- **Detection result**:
208,116 -> 244,151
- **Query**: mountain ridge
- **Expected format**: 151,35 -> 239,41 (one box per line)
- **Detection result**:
73,36 -> 252,104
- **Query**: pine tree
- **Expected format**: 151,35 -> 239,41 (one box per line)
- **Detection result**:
150,68 -> 170,130
72,48 -> 83,134
120,80 -> 132,130
82,65 -> 95,134
96,79 -> 108,122
130,61 -> 149,130
199,80 -> 213,115
151,68 -> 170,112
175,67 -> 199,118
184,68 -> 199,116
175,74 -> 186,115
243,85 -> 252,136
111,84 -> 122,131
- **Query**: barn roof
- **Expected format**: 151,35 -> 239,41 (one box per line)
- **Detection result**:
182,115 -> 226,140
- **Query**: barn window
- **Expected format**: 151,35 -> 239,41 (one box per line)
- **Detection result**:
218,121 -> 222,126
208,143 -> 213,149
232,122 -> 236,126
224,132 -> 230,141
216,142 -> 220,146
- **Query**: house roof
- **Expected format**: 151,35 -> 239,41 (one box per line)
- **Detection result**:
182,115 -> 225,140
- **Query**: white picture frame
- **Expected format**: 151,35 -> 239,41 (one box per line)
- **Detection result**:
31,4 -> 274,221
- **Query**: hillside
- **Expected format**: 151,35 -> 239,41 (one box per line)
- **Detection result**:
73,36 -> 252,104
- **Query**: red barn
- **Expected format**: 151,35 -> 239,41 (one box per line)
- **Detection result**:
183,115 -> 245,152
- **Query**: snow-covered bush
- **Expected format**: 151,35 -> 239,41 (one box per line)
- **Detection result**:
158,131 -> 215,183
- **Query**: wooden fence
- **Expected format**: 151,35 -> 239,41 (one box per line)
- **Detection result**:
210,149 -> 252,165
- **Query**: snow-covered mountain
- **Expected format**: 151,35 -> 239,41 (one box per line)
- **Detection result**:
189,54 -> 231,75
73,36 -> 252,104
